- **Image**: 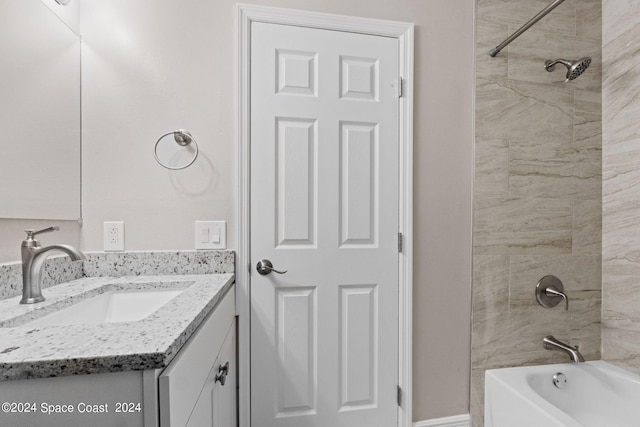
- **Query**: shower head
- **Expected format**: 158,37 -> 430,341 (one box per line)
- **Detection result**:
544,57 -> 592,82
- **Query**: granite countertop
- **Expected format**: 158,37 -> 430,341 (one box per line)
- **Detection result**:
0,273 -> 234,381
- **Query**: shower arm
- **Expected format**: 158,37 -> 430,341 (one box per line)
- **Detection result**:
489,0 -> 566,57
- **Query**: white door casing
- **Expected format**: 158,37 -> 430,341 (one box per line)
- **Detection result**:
236,5 -> 414,427
251,22 -> 398,427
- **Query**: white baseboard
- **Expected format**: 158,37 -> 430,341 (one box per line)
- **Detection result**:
413,414 -> 471,427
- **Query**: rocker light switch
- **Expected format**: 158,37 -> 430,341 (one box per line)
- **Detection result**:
195,221 -> 226,250
199,226 -> 209,243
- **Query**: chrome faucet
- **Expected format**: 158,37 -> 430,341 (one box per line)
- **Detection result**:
543,335 -> 585,363
21,226 -> 85,304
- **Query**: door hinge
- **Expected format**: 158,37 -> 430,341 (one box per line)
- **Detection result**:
397,385 -> 402,406
397,77 -> 403,98
398,232 -> 403,253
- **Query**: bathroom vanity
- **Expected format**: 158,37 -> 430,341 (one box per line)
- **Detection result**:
0,271 -> 235,427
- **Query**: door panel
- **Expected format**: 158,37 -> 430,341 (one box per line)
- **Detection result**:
340,121 -> 378,246
276,287 -> 317,417
250,22 -> 399,427
339,284 -> 377,409
339,56 -> 378,101
276,117 -> 317,248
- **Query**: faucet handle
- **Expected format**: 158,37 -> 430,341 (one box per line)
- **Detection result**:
545,286 -> 569,310
536,275 -> 569,311
25,226 -> 60,239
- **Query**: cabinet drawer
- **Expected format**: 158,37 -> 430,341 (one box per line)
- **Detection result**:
159,284 -> 235,427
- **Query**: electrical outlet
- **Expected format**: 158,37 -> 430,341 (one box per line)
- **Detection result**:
104,221 -> 124,251
195,221 -> 226,250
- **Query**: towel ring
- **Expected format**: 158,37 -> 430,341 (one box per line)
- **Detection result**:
154,129 -> 199,170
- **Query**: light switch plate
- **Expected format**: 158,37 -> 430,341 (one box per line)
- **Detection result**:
195,221 -> 226,250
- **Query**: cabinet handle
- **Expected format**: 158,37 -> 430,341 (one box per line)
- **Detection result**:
215,361 -> 229,386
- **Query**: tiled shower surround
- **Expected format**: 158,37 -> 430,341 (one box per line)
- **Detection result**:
602,1 -> 640,374
472,0 -> 602,424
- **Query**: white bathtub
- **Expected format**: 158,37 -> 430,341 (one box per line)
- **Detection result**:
485,361 -> 640,427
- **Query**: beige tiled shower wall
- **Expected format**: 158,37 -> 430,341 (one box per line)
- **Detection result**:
602,1 -> 640,373
472,0 -> 602,424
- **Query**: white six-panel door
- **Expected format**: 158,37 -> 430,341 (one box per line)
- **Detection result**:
250,22 -> 399,427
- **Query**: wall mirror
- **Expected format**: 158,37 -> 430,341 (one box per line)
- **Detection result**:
0,0 -> 81,220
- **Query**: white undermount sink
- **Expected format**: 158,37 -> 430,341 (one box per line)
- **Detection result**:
26,289 -> 184,327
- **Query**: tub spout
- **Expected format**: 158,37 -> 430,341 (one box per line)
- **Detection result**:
543,335 -> 584,363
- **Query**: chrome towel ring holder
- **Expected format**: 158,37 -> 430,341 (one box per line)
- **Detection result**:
154,129 -> 199,170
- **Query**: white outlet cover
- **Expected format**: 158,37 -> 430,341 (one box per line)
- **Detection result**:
195,221 -> 226,250
104,221 -> 125,252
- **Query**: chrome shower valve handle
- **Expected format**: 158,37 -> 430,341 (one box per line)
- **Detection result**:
545,286 -> 569,310
536,275 -> 569,311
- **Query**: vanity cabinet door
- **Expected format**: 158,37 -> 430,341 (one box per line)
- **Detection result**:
185,360 -> 217,427
213,325 -> 236,427
185,323 -> 236,427
186,377 -> 214,427
159,285 -> 235,427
